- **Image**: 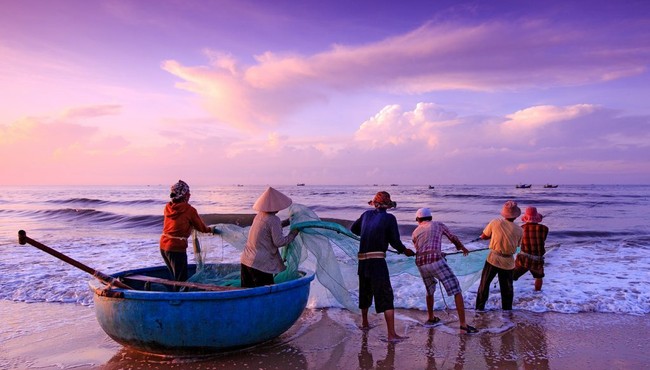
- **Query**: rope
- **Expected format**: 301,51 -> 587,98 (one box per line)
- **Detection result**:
439,283 -> 450,312
220,233 -> 224,262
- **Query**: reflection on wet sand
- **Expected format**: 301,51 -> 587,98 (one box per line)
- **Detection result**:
517,320 -> 550,370
376,342 -> 396,369
358,331 -> 374,369
480,328 -> 518,369
103,343 -> 309,370
425,327 -> 438,369
358,331 -> 397,370
453,331 -> 468,370
423,324 -> 469,370
475,311 -> 551,370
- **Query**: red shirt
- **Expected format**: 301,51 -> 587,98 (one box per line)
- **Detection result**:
159,202 -> 211,252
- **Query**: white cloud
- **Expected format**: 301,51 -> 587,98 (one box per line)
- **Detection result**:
354,103 -> 458,149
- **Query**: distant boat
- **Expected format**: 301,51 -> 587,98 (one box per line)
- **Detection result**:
428,185 -> 435,189
296,183 -> 305,186
544,184 -> 559,188
516,184 -> 532,189
390,184 -> 398,186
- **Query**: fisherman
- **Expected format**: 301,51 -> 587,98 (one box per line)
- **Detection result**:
475,200 -> 523,311
240,187 -> 298,288
351,191 -> 415,342
159,180 -> 214,286
412,207 -> 478,333
513,207 -> 549,291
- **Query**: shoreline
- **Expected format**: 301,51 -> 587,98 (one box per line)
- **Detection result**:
1,300 -> 647,369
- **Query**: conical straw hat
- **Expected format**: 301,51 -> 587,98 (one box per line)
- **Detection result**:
253,187 -> 293,212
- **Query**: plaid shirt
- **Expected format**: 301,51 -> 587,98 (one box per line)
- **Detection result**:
521,223 -> 549,256
412,221 -> 462,266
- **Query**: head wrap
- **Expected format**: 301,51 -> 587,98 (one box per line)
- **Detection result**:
368,191 -> 397,209
170,180 -> 190,202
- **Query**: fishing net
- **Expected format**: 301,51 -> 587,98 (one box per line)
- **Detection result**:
189,204 -> 488,312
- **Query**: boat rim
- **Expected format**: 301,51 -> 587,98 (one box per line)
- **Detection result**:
89,264 -> 315,301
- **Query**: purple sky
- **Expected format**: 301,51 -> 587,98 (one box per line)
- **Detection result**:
1,0 -> 649,185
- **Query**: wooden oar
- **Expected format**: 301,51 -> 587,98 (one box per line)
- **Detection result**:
123,274 -> 241,291
18,230 -> 133,289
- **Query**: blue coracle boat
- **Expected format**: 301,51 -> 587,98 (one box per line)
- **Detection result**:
89,263 -> 314,356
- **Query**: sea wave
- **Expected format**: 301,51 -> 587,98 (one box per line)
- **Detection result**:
45,197 -> 159,206
551,229 -> 635,239
4,241 -> 648,315
1,208 -> 161,230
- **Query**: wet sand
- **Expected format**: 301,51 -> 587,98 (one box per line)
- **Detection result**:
1,300 -> 648,370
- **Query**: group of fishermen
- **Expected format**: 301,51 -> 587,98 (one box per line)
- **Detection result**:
159,180 -> 548,342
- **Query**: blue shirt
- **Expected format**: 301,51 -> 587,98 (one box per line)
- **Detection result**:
351,208 -> 407,254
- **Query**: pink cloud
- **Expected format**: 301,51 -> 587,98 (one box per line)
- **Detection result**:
163,19 -> 648,131
501,104 -> 598,135
63,104 -> 122,119
3,100 -> 649,186
162,57 -> 323,132
0,110 -> 134,184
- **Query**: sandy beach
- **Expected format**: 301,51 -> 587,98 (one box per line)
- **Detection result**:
1,300 -> 648,370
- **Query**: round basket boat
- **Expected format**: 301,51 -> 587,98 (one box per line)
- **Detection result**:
88,263 -> 314,356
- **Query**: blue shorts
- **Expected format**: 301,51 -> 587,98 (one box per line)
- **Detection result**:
358,259 -> 394,313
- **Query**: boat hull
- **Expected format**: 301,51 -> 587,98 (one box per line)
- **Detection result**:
89,264 -> 314,355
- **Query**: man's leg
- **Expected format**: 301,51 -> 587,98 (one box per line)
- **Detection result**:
426,294 -> 435,321
362,308 -> 370,328
532,264 -> 545,291
475,262 -> 498,310
359,274 -> 372,328
512,265 -> 527,281
383,309 -> 406,341
498,268 -> 514,310
417,263 -> 438,322
455,293 -> 467,327
160,250 -> 174,280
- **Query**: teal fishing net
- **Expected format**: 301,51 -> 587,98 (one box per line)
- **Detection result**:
189,204 -> 488,312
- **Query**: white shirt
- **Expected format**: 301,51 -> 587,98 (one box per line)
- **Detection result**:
240,212 -> 296,274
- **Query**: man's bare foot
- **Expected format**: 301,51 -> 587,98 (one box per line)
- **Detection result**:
385,334 -> 408,342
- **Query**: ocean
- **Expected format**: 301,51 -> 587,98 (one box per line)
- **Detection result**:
1,184 -> 648,315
